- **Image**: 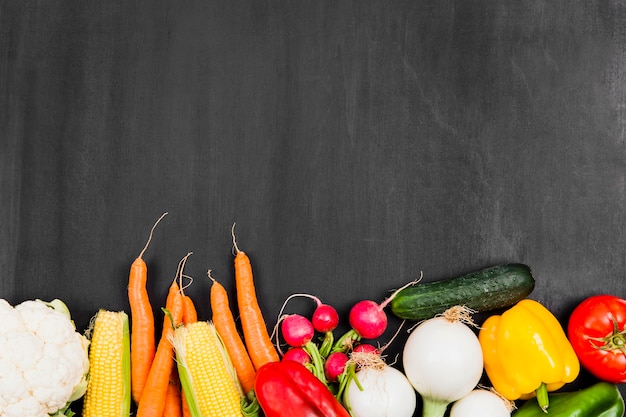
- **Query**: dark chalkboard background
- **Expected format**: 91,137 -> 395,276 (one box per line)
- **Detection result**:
2,0 -> 625,415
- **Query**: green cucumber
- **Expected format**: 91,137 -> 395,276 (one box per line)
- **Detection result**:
390,263 -> 535,321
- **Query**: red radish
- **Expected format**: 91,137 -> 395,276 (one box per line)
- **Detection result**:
325,351 -> 349,382
282,347 -> 311,365
312,303 -> 339,333
273,292 -> 340,359
352,343 -> 379,355
275,292 -> 339,333
335,279 -> 419,350
281,314 -> 314,347
276,313 -> 327,383
348,299 -> 390,339
310,302 -> 339,358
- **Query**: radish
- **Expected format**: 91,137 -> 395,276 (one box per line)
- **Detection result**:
282,347 -> 311,365
312,302 -> 339,333
402,306 -> 484,417
308,300 -> 339,357
281,314 -> 314,347
334,279 -> 419,352
348,299 -> 390,339
274,292 -> 340,358
342,351 -> 416,417
276,293 -> 339,332
352,343 -> 379,355
325,351 -> 349,382
278,313 -> 327,383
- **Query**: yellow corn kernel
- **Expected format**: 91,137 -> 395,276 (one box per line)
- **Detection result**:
173,321 -> 243,417
82,310 -> 131,417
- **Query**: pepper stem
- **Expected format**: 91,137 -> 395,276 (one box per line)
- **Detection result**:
536,382 -> 549,413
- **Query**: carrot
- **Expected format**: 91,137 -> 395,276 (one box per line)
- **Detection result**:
179,271 -> 198,325
179,273 -> 197,417
182,385 -> 192,417
137,253 -> 188,417
164,367 -> 182,417
231,224 -> 280,371
128,211 -> 168,404
182,295 -> 197,323
209,270 -> 257,394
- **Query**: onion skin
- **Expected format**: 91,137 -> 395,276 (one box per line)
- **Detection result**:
343,365 -> 416,417
402,308 -> 484,417
450,389 -> 512,417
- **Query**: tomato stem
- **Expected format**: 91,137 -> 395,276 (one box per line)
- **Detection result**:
587,316 -> 626,355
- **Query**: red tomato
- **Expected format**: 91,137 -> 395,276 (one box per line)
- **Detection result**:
567,294 -> 626,384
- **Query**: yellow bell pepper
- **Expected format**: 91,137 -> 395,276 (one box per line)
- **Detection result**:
478,299 -> 580,412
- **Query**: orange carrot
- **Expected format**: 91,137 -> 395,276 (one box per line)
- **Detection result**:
128,212 -> 167,404
179,276 -> 197,417
164,368 -> 182,417
182,386 -> 192,417
182,295 -> 197,324
179,271 -> 198,325
231,224 -> 280,370
210,270 -> 257,394
137,254 -> 187,417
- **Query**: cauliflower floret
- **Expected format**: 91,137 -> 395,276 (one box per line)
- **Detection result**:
5,396 -> 47,417
0,299 -> 89,417
18,301 -> 78,346
0,299 -> 25,334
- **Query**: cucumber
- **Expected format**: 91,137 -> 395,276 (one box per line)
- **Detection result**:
390,263 -> 535,321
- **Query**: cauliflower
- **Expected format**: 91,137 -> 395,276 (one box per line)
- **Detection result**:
0,298 -> 89,417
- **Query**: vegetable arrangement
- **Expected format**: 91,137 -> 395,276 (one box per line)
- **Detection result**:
3,215 -> 625,417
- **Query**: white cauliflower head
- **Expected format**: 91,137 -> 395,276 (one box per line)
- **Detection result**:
0,298 -> 89,417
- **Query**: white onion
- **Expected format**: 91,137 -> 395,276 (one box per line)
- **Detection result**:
450,389 -> 513,417
343,364 -> 416,417
402,306 -> 484,417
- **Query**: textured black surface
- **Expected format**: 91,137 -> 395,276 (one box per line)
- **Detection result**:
2,1 -> 625,414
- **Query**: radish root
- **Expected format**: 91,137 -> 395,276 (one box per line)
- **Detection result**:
271,292 -> 325,344
379,272 -> 423,309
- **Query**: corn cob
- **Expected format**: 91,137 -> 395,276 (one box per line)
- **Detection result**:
82,310 -> 131,417
172,320 -> 244,417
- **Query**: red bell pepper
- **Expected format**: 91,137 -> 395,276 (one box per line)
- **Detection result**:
254,360 -> 351,417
